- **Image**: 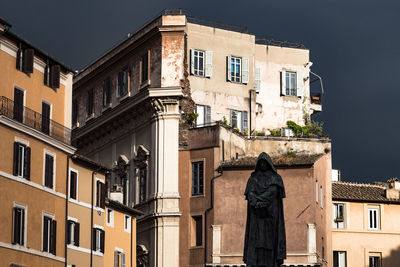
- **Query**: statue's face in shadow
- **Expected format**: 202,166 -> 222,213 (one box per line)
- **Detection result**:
258,159 -> 269,172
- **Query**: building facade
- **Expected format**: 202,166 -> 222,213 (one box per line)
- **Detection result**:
71,10 -> 327,267
0,18 -> 74,267
332,180 -> 400,267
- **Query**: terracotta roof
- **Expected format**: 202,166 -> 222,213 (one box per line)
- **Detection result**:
220,153 -> 324,169
332,181 -> 400,204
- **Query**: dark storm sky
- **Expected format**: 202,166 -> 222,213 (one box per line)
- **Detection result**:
2,0 -> 399,183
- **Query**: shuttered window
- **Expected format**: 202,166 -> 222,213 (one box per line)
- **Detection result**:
13,88 -> 24,123
44,154 -> 54,189
141,52 -> 149,84
195,105 -> 211,127
72,99 -> 78,126
16,47 -> 34,74
13,142 -> 30,180
92,228 -> 105,253
67,220 -> 80,246
191,215 -> 203,247
69,170 -> 78,200
230,110 -> 248,134
12,206 -> 25,246
192,161 -> 204,196
96,180 -> 106,208
42,102 -> 51,135
44,64 -> 61,89
368,208 -> 379,230
139,167 -> 147,203
43,216 -> 57,255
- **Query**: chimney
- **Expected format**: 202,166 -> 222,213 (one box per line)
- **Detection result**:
386,178 -> 400,199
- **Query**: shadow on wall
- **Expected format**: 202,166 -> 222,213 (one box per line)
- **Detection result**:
383,245 -> 400,266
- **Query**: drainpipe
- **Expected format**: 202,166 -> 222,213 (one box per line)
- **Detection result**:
204,168 -> 223,265
65,154 -> 71,267
90,168 -> 101,267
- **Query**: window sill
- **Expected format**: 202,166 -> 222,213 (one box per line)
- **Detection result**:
71,122 -> 79,129
118,92 -> 130,102
281,95 -> 301,100
140,80 -> 151,90
102,103 -> 112,113
85,114 -> 95,122
190,245 -> 204,250
191,194 -> 205,198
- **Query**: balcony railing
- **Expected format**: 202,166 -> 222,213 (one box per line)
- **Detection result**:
0,96 -> 71,145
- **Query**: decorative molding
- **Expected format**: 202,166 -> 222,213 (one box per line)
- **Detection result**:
0,241 -> 65,262
0,115 -> 76,154
67,244 -> 103,257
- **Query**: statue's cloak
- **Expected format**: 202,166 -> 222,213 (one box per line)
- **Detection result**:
243,152 -> 286,266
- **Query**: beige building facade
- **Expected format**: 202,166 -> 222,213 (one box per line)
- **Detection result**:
332,180 -> 400,267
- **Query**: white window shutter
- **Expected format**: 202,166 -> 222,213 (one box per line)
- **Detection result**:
205,51 -> 212,78
281,70 -> 287,95
206,106 -> 211,124
242,111 -> 248,133
254,67 -> 261,93
297,71 -> 303,97
227,56 -> 232,81
242,58 -> 249,84
190,49 -> 195,75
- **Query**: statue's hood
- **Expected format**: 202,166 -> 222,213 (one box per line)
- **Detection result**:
255,152 -> 277,173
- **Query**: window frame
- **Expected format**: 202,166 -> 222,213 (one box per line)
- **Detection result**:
285,71 -> 297,96
41,100 -> 52,135
124,215 -> 131,233
191,161 -> 204,196
72,98 -> 78,127
69,168 -> 78,201
67,217 -> 80,247
369,254 -> 381,267
117,68 -> 129,98
42,212 -> 56,255
141,51 -> 150,84
92,226 -> 105,253
103,77 -> 111,107
12,202 -> 27,246
95,178 -> 106,209
333,203 -> 345,229
87,88 -> 94,117
333,251 -> 347,267
230,56 -> 242,83
43,150 -> 56,190
190,214 -> 203,248
106,208 -> 114,227
368,207 -> 379,230
195,105 -> 211,127
139,167 -> 147,203
192,49 -> 205,76
13,87 -> 25,123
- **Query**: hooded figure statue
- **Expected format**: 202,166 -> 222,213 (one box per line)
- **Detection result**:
243,152 -> 286,267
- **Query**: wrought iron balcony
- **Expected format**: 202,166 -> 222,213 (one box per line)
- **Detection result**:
0,96 -> 71,144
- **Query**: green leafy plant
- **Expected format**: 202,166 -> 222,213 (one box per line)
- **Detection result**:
270,129 -> 281,137
243,129 -> 248,136
286,121 -> 302,136
286,152 -> 297,158
187,111 -> 198,126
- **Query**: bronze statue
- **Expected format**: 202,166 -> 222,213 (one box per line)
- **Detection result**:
243,152 -> 286,267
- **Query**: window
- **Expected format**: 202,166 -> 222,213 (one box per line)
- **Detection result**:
13,88 -> 24,123
230,110 -> 248,133
117,68 -> 129,97
281,70 -> 302,97
107,208 -> 114,227
141,52 -> 149,84
42,101 -> 51,135
16,47 -> 34,74
192,49 -> 204,76
191,215 -> 203,247
103,78 -> 111,107
192,161 -> 204,196
69,170 -> 78,200
115,250 -> 126,267
369,255 -> 381,267
368,208 -> 379,230
124,215 -> 131,233
44,153 -> 54,189
230,56 -> 241,82
96,180 -> 106,209
139,167 -> 147,203
320,186 -> 323,209
333,203 -> 345,229
72,99 -> 78,126
286,71 -> 297,96
67,220 -> 80,246
195,105 -> 211,127
13,142 -> 30,179
333,251 -> 346,267
227,55 -> 248,83
92,227 -> 105,253
12,205 -> 26,246
87,88 -> 94,117
43,215 -> 57,255
44,64 -> 61,89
